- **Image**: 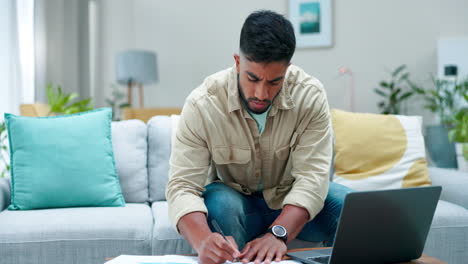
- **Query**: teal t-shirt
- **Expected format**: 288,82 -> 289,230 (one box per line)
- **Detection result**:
246,105 -> 271,135
244,102 -> 272,191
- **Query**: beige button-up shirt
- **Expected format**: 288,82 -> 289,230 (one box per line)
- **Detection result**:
166,64 -> 332,229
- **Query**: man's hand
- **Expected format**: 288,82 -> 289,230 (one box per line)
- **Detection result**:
239,233 -> 287,264
198,232 -> 240,264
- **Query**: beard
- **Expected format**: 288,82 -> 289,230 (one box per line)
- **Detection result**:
237,74 -> 274,114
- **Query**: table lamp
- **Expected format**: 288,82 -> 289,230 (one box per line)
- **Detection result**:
116,50 -> 158,107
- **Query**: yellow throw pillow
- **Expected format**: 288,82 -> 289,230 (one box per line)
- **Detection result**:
331,109 -> 431,191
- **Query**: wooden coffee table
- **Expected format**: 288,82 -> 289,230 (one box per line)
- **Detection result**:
106,248 -> 447,263
287,248 -> 447,264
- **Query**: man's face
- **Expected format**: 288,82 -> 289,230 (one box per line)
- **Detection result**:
234,53 -> 290,114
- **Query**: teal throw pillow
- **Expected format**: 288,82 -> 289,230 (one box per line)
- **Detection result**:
5,108 -> 125,210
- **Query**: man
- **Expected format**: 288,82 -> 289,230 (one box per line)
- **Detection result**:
166,10 -> 353,264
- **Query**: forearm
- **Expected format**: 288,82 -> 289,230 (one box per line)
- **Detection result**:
177,211 -> 213,252
270,204 -> 310,243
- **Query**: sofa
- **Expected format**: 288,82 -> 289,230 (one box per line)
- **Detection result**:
0,116 -> 467,264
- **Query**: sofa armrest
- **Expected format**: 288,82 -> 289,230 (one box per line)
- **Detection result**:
429,167 -> 468,209
0,177 -> 11,212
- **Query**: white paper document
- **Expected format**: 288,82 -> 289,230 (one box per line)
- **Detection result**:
104,254 -> 302,264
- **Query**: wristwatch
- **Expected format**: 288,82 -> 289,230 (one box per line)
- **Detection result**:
267,225 -> 288,243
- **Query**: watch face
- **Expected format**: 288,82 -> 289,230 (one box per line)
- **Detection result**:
272,225 -> 286,237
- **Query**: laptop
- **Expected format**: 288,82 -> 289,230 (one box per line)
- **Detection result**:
287,186 -> 442,264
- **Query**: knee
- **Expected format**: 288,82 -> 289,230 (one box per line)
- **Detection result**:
325,182 -> 354,216
203,182 -> 246,223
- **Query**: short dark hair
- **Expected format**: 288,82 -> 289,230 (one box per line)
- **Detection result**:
240,10 -> 296,63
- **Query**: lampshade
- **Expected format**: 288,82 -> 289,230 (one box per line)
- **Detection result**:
116,50 -> 158,85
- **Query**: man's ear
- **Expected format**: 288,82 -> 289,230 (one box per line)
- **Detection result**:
233,53 -> 240,73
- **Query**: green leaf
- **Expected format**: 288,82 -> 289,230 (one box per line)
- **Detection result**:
119,103 -> 131,108
398,72 -> 410,82
79,98 -> 92,106
47,84 -> 60,108
426,105 -> 437,112
412,86 -> 425,94
454,109 -> 468,121
115,93 -> 125,100
399,91 -> 413,101
46,84 -> 53,103
448,130 -> 456,142
390,88 -> 402,102
68,93 -> 78,101
379,81 -> 390,88
65,97 -> 93,114
105,99 -> 115,107
392,65 -> 406,77
374,88 -> 387,97
61,93 -> 76,107
429,90 -> 443,101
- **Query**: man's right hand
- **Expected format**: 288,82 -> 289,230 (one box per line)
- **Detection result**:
177,212 -> 240,264
198,232 -> 240,264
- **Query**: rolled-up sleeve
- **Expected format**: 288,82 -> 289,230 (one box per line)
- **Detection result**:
282,89 -> 333,221
165,100 -> 211,231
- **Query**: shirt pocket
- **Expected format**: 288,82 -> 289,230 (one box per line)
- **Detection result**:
212,146 -> 251,164
212,146 -> 252,183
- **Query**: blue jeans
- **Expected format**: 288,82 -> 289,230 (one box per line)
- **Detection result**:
202,181 -> 353,249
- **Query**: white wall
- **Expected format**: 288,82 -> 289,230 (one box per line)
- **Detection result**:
95,0 -> 468,116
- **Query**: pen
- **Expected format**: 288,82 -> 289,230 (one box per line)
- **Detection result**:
212,219 -> 240,262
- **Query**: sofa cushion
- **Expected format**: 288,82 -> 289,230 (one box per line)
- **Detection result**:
147,116 -> 173,202
5,108 -> 125,210
112,120 -> 149,203
424,200 -> 468,263
429,167 -> 468,209
331,109 -> 431,190
0,203 -> 152,264
151,201 -> 195,255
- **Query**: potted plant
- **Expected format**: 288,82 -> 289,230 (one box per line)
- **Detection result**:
46,84 -> 93,116
374,65 -> 414,115
410,77 -> 468,168
448,94 -> 468,172
106,84 -> 131,121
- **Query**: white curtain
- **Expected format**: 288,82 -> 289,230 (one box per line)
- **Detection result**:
0,0 -> 35,119
0,0 -> 35,177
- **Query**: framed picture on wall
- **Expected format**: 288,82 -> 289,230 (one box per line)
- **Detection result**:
288,0 -> 333,48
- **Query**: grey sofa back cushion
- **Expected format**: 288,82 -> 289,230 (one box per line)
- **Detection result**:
112,120 -> 149,203
147,116 -> 172,202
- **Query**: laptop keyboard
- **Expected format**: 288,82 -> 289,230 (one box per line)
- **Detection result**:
306,255 -> 331,264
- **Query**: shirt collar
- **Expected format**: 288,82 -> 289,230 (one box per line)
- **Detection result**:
227,64 -> 295,115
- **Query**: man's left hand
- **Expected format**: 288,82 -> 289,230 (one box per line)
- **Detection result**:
239,233 -> 287,264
